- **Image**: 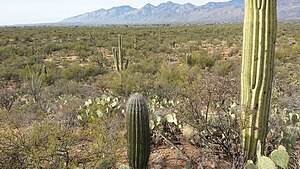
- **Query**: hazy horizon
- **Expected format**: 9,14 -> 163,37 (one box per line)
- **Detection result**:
0,0 -> 229,26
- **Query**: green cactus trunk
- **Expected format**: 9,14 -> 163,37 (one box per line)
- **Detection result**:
241,0 -> 277,160
113,35 -> 128,72
126,93 -> 150,169
185,53 -> 192,66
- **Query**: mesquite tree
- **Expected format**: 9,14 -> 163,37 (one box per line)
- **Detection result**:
241,0 -> 277,160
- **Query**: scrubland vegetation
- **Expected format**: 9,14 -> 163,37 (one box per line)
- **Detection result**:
0,22 -> 299,168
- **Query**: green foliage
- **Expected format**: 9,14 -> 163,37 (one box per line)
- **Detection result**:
185,160 -> 191,169
0,66 -> 20,81
98,160 -> 113,169
43,43 -> 61,55
244,142 -> 289,169
0,22 -> 299,168
149,95 -> 182,146
118,164 -> 131,169
61,63 -> 101,81
212,59 -> 233,76
78,95 -> 124,167
126,93 -> 150,169
97,68 -> 152,96
77,94 -> 120,125
192,51 -> 216,68
0,46 -> 13,61
0,120 -> 75,168
21,64 -> 52,102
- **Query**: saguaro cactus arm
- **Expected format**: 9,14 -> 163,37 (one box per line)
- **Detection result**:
241,0 -> 277,160
112,35 -> 129,72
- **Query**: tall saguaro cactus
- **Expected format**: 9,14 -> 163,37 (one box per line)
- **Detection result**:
241,0 -> 277,160
113,35 -> 129,72
126,93 -> 150,169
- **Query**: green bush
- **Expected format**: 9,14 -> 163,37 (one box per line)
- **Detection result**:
97,68 -> 151,96
0,120 -> 75,168
0,46 -> 13,61
61,64 -> 101,81
212,60 -> 233,76
77,95 -> 124,167
192,51 -> 216,68
43,43 -> 61,55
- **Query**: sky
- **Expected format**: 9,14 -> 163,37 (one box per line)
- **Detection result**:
0,0 -> 229,26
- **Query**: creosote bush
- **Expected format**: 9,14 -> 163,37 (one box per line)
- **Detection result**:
0,120 -> 75,168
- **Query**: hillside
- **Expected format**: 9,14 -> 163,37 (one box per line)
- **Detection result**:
61,0 -> 300,25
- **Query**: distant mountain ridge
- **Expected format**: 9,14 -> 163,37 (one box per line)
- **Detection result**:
61,0 -> 300,25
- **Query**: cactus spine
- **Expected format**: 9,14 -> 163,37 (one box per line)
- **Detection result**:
241,0 -> 277,160
126,93 -> 150,169
113,35 -> 128,72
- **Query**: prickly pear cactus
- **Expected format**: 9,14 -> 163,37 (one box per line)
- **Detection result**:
257,156 -> 276,169
244,142 -> 289,169
270,145 -> 289,169
126,93 -> 150,169
244,161 -> 258,169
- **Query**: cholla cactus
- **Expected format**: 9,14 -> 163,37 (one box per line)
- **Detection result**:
126,93 -> 150,169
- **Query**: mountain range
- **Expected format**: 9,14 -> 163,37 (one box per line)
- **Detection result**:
61,0 -> 299,25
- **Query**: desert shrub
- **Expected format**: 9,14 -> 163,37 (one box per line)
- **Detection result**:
274,65 -> 290,80
46,79 -> 96,98
77,95 -> 124,167
0,89 -> 19,113
292,45 -> 300,54
268,107 -> 300,169
149,96 -> 182,146
275,50 -> 290,62
154,64 -> 185,98
61,64 -> 101,81
212,60 -> 233,76
27,55 -> 45,64
155,64 -> 202,99
20,64 -> 54,102
228,48 -> 239,57
43,43 -> 61,55
176,73 -> 241,160
0,120 -> 75,168
84,64 -> 102,77
192,51 -> 216,68
89,52 -> 109,68
134,57 -> 162,75
0,46 -> 13,61
97,68 -> 152,96
61,64 -> 84,81
0,66 -> 20,81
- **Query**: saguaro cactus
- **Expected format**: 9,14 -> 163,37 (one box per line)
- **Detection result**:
126,93 -> 150,169
113,35 -> 129,72
241,0 -> 277,160
185,53 -> 192,66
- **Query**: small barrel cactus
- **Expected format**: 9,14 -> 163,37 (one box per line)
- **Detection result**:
126,93 -> 150,169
